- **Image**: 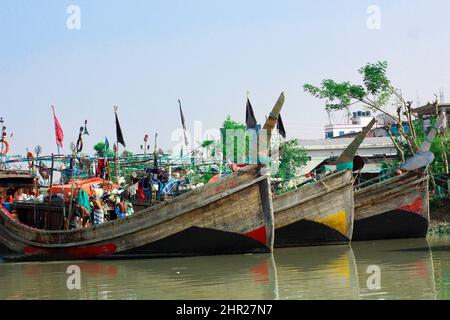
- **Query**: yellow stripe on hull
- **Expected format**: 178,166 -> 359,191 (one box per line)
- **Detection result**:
308,210 -> 348,236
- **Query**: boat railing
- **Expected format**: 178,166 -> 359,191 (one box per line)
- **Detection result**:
354,172 -> 393,190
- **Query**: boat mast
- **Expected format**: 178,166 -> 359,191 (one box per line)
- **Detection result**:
335,118 -> 376,171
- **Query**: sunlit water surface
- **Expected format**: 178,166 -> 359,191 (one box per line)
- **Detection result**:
1,236 -> 450,300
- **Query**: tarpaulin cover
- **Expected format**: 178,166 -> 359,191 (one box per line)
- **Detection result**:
49,178 -> 116,198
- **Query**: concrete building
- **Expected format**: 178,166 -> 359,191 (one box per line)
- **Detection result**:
412,103 -> 450,132
324,111 -> 381,139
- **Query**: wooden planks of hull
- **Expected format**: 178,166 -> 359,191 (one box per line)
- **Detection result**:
273,170 -> 354,247
0,164 -> 274,261
353,170 -> 429,241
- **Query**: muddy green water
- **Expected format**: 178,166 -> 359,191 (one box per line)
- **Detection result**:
1,236 -> 450,300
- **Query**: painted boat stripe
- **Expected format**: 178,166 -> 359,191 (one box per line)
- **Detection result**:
309,210 -> 348,236
399,198 -> 423,215
23,243 -> 117,258
245,226 -> 267,246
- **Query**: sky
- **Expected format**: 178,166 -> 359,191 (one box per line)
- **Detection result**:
1,0 -> 450,156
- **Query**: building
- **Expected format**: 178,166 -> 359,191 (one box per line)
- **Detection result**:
324,111 -> 382,139
412,103 -> 450,132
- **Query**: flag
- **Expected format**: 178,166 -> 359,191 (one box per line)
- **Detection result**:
154,132 -> 158,169
178,99 -> 188,146
104,137 -> 110,151
51,105 -> 64,151
278,114 -> 286,138
246,98 -> 257,129
115,109 -> 126,148
83,120 -> 89,135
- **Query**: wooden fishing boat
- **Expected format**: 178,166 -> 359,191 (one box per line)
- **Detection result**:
273,170 -> 354,247
352,169 -> 429,241
352,115 -> 444,241
0,164 -> 274,261
272,119 -> 376,247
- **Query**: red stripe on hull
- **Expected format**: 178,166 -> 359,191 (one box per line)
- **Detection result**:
63,243 -> 117,257
245,226 -> 267,246
399,198 -> 423,215
23,243 -> 117,258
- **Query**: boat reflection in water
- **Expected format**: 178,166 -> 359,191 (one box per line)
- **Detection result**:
273,245 -> 360,299
0,238 -> 443,300
352,238 -> 436,300
0,253 -> 278,300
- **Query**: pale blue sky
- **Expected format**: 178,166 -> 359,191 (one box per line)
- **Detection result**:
1,0 -> 450,155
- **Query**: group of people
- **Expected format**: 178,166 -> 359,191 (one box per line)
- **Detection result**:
71,188 -> 134,229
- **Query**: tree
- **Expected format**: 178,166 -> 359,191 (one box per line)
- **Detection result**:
221,116 -> 248,163
275,139 -> 308,180
413,117 -> 450,176
304,61 -> 420,162
93,142 -> 114,158
304,60 -> 449,193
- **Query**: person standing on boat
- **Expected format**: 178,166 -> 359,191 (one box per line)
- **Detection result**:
93,200 -> 104,225
115,199 -> 127,219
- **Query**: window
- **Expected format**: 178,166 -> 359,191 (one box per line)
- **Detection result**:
339,131 -> 345,136
325,132 -> 333,139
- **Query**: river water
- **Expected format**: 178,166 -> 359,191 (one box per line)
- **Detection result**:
1,236 -> 450,300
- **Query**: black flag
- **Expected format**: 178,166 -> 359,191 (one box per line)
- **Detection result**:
115,109 -> 126,148
154,132 -> 158,169
178,99 -> 189,146
246,98 -> 257,129
278,114 -> 286,138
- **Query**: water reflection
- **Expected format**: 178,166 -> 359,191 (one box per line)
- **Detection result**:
1,237 -> 450,300
352,239 -> 436,300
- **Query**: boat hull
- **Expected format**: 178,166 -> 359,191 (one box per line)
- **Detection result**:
0,165 -> 274,261
273,170 -> 354,247
353,170 -> 429,241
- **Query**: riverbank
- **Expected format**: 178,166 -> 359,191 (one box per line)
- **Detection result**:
428,198 -> 450,234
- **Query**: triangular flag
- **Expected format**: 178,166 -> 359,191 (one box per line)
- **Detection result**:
278,114 -> 286,138
246,98 -> 257,129
115,109 -> 126,148
51,105 -> 64,150
178,99 -> 189,146
104,137 -> 110,151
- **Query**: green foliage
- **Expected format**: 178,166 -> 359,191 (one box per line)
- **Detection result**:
303,60 -> 393,112
222,116 -> 249,164
275,139 -> 308,180
93,142 -> 114,157
412,117 -> 450,176
359,61 -> 391,95
223,116 -> 246,130
201,140 -> 215,148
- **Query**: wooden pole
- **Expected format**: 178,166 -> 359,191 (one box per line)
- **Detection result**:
48,153 -> 55,202
114,106 -> 120,184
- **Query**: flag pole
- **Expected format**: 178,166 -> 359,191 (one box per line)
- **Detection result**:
114,106 -> 120,184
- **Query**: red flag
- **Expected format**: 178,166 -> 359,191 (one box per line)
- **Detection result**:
52,105 -> 64,149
